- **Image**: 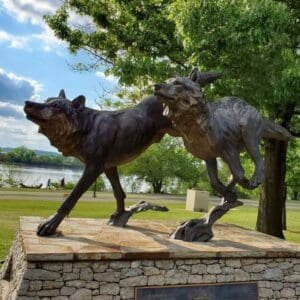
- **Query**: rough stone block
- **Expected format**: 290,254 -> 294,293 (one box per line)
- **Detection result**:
69,288 -> 92,300
80,267 -> 94,281
263,268 -> 283,281
143,266 -> 160,276
60,286 -> 76,296
120,287 -> 134,299
148,275 -> 165,286
100,283 -> 120,295
155,260 -> 174,270
119,276 -> 147,287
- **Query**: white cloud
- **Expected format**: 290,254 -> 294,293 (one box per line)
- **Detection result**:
1,0 -> 61,26
0,68 -> 54,151
0,67 -> 42,105
0,30 -> 29,49
0,0 -> 95,52
0,101 -> 24,118
0,28 -> 65,52
96,71 -> 119,83
0,115 -> 54,151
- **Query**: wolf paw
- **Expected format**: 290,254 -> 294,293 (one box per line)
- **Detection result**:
107,210 -> 133,227
37,213 -> 64,236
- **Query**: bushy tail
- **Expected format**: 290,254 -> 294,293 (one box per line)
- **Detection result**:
263,120 -> 294,141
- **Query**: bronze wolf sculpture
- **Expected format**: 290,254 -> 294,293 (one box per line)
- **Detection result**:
24,90 -> 176,236
154,69 -> 294,242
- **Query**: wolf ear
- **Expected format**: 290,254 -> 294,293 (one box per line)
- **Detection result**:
58,89 -> 66,99
72,95 -> 85,109
189,68 -> 222,86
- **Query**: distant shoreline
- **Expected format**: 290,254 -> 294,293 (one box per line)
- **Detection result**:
0,161 -> 83,171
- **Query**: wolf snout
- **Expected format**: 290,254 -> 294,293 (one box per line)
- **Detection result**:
24,100 -> 34,112
24,100 -> 33,107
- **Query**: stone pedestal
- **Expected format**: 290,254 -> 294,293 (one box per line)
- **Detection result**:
186,189 -> 209,212
1,217 -> 299,300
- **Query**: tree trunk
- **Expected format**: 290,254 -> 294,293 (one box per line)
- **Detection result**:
256,139 -> 288,239
93,179 -> 97,198
152,180 -> 163,193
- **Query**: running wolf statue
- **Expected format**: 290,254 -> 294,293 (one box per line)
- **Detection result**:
154,68 -> 294,242
24,91 -> 176,236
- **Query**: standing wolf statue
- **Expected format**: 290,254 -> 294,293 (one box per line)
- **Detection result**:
154,68 -> 294,242
24,91 -> 175,236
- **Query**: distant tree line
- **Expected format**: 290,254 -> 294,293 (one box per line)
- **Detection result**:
1,141 -> 298,201
0,146 -> 83,169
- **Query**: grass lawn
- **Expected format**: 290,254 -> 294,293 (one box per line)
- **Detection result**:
0,198 -> 299,261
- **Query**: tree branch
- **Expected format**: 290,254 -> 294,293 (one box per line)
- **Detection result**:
83,46 -> 113,66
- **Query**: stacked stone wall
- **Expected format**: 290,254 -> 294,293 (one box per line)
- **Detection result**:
3,254 -> 300,300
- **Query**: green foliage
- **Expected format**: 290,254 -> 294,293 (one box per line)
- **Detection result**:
64,181 -> 75,190
46,1 -> 299,114
170,0 -> 299,117
0,147 -> 83,169
6,146 -> 36,163
45,0 -> 189,98
45,0 -> 299,200
286,139 -> 300,199
88,176 -> 105,192
120,136 -> 207,193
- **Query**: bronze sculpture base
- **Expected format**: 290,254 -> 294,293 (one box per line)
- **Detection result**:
170,199 -> 243,242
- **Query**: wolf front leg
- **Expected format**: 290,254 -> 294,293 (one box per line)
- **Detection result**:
37,164 -> 103,236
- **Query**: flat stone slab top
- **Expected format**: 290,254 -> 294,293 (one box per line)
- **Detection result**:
20,217 -> 299,262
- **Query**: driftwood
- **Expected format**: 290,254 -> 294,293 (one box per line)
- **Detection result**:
20,183 -> 43,189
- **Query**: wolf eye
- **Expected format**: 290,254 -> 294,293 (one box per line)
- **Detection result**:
52,103 -> 60,108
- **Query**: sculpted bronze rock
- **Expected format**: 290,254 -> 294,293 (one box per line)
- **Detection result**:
24,90 -> 175,236
154,69 -> 294,242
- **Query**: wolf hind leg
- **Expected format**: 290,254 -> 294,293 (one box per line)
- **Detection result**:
222,149 -> 255,190
105,167 -> 131,227
241,124 -> 265,189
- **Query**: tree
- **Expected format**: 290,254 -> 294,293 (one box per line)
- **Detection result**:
46,0 -> 299,238
120,136 -> 206,193
45,0 -> 187,99
6,146 -> 36,163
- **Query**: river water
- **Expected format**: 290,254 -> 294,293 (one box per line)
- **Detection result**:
0,163 -> 82,187
0,163 -> 148,192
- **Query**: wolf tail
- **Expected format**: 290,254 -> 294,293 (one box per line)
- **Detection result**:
263,120 -> 294,141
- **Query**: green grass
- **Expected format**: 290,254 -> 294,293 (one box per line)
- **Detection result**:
0,199 -> 299,261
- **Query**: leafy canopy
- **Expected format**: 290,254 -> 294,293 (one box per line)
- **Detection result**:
46,0 -> 299,118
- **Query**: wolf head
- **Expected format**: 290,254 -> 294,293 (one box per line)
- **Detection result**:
154,69 -> 221,116
24,89 -> 86,151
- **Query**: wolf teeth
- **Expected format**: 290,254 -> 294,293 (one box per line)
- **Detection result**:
163,105 -> 169,116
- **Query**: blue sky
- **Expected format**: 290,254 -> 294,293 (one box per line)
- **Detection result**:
0,0 -> 118,151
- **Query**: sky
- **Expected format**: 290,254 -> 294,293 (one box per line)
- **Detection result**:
0,0 -> 118,152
